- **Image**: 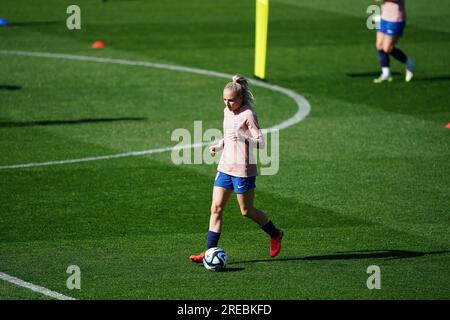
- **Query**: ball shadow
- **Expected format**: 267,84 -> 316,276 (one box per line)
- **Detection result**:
221,267 -> 245,272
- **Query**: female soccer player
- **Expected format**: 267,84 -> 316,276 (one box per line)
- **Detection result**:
189,75 -> 284,263
374,0 -> 415,83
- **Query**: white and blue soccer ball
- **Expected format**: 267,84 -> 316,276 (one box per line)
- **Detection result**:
203,247 -> 228,272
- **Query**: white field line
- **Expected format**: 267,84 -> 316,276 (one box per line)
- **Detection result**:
0,50 -> 311,170
0,272 -> 76,300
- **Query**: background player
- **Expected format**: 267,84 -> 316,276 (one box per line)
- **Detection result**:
374,0 -> 415,83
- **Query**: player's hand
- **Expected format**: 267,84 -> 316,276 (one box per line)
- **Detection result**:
209,145 -> 218,156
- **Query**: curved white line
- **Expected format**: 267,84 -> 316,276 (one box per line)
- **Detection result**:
0,50 -> 311,169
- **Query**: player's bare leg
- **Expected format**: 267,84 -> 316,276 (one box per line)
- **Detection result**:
237,189 -> 284,257
383,34 -> 397,54
236,188 -> 268,226
384,35 -> 414,82
209,186 -> 233,232
374,32 -> 393,83
376,31 -> 385,52
190,186 -> 232,263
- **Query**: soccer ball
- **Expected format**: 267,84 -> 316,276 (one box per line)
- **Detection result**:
203,247 -> 227,272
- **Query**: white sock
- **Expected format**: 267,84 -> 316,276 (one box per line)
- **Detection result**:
382,67 -> 391,77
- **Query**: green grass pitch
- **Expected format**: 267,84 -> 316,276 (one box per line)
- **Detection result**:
0,0 -> 449,300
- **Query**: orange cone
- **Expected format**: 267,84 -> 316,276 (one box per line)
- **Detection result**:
91,41 -> 105,49
446,123 -> 450,129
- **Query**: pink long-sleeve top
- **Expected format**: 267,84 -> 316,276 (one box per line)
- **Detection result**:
215,105 -> 265,177
381,0 -> 406,22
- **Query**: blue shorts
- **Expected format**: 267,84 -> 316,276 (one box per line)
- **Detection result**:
377,19 -> 405,37
213,172 -> 256,194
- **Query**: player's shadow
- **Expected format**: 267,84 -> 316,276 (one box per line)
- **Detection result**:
347,72 -> 450,82
0,85 -> 22,91
228,249 -> 450,265
346,71 -> 401,78
0,117 -> 148,128
8,21 -> 62,27
412,75 -> 450,82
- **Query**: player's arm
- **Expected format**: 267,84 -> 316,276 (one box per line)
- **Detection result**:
210,110 -> 226,156
209,138 -> 224,155
239,113 -> 265,149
